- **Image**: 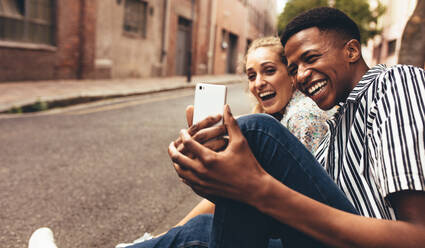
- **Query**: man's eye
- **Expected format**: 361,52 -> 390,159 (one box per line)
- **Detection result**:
306,55 -> 319,63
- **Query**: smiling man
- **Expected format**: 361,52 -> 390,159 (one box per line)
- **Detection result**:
166,7 -> 425,248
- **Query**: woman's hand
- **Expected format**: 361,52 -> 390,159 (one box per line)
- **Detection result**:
168,105 -> 269,203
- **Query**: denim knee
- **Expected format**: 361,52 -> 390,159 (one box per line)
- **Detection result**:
236,113 -> 282,133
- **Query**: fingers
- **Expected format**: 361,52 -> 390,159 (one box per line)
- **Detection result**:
192,124 -> 226,144
203,136 -> 229,152
168,141 -> 196,170
188,114 -> 222,136
179,129 -> 216,165
186,105 -> 194,127
223,104 -> 243,141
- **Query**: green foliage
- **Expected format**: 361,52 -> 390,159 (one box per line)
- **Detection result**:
8,106 -> 23,114
32,99 -> 49,112
277,0 -> 386,44
277,0 -> 328,33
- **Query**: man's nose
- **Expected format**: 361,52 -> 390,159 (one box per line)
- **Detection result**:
296,66 -> 312,86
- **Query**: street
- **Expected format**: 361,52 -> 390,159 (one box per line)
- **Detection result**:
0,83 -> 252,248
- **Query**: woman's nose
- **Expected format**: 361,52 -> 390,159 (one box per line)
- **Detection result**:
255,75 -> 266,88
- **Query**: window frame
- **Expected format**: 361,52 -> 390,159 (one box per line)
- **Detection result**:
0,0 -> 56,47
122,0 -> 148,39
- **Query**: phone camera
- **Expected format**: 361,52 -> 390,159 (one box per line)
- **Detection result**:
199,86 -> 203,90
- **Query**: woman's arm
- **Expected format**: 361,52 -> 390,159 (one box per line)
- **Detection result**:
174,199 -> 215,227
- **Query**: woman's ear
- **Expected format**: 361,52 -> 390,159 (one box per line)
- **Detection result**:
344,39 -> 361,63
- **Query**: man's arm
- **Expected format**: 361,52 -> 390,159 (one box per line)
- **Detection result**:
168,105 -> 425,248
255,174 -> 425,248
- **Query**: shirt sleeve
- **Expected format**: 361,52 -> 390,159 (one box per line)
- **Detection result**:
372,65 -> 425,199
285,106 -> 331,154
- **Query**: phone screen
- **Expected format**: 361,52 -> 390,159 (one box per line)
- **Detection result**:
193,83 -> 227,125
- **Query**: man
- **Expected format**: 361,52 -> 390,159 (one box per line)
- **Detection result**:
168,7 -> 425,248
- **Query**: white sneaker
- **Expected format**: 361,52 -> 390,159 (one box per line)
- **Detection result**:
115,232 -> 154,248
28,227 -> 58,248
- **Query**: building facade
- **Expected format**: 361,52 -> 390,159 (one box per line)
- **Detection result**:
0,0 -> 277,82
362,0 -> 418,66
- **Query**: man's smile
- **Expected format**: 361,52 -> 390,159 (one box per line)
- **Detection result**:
306,79 -> 328,96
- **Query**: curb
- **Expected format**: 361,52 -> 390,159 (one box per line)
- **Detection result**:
1,79 -> 242,114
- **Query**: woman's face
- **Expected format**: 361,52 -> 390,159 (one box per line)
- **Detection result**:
246,47 -> 294,114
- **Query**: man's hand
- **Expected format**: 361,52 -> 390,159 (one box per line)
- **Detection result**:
168,105 -> 269,203
174,105 -> 228,154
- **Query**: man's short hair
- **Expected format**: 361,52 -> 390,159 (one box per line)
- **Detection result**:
280,7 -> 361,47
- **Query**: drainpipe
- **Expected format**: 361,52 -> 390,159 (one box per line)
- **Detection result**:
187,0 -> 195,82
207,0 -> 217,74
77,0 -> 86,79
160,0 -> 170,76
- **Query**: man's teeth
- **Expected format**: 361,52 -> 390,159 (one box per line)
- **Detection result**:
308,80 -> 327,95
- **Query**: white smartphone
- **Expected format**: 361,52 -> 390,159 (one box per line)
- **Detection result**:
193,83 -> 227,125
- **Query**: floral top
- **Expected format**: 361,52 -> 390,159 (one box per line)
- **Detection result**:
281,91 -> 336,154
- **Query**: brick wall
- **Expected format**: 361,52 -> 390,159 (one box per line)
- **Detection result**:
0,0 -> 96,82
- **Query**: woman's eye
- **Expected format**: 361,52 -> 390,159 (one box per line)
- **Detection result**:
247,74 -> 256,81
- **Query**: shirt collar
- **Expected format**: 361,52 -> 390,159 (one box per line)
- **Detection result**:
346,64 -> 387,103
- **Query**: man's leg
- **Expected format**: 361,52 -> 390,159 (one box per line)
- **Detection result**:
209,114 -> 359,248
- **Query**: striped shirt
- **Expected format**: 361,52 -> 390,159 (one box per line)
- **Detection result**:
315,64 -> 425,219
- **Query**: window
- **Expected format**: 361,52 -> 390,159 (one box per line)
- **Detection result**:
387,39 -> 397,56
0,0 -> 55,45
123,0 -> 147,38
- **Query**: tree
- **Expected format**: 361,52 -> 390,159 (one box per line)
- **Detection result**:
277,0 -> 328,34
398,0 -> 425,68
277,0 -> 386,44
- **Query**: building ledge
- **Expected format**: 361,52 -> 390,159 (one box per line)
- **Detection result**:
0,41 -> 57,52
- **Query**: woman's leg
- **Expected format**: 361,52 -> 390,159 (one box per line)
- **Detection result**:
209,114 -> 358,248
126,214 -> 212,248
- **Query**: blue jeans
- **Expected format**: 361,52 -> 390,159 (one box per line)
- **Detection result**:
129,114 -> 358,248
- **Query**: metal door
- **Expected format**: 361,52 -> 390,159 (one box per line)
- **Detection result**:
176,17 -> 191,75
226,33 -> 238,73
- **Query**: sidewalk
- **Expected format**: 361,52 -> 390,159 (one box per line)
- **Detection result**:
0,74 -> 244,113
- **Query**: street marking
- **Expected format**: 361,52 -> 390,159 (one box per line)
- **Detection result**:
65,92 -> 194,115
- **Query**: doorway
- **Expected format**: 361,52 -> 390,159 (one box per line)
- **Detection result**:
176,17 -> 191,75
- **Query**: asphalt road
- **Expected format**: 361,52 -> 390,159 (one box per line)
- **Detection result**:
0,82 -> 252,248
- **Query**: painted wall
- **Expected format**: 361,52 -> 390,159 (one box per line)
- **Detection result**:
96,0 -> 165,78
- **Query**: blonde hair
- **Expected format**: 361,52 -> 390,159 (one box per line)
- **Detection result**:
244,36 -> 287,114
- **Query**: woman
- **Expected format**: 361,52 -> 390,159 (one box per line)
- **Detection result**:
245,36 -> 332,153
28,37 -> 334,248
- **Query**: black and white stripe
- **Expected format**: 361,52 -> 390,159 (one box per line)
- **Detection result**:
316,64 -> 425,219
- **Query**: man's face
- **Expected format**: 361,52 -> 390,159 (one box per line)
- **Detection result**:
284,27 -> 354,110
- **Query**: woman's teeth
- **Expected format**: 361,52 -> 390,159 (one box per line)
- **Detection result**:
259,91 -> 276,101
308,80 -> 327,95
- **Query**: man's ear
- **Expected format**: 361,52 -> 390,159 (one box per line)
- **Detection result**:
344,39 -> 361,63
